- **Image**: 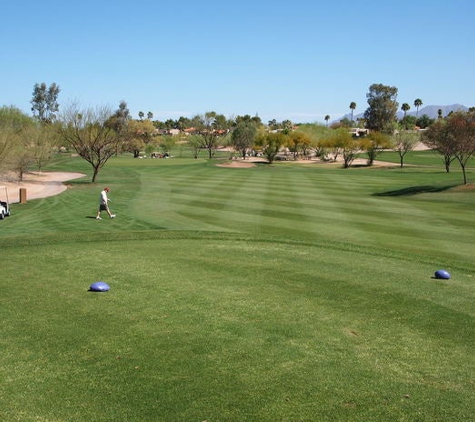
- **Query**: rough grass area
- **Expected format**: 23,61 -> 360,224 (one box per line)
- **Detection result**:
1,151 -> 474,421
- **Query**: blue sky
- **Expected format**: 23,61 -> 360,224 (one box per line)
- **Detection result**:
1,0 -> 474,123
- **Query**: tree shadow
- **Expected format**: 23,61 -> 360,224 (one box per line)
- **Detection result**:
68,179 -> 91,186
374,184 -> 457,197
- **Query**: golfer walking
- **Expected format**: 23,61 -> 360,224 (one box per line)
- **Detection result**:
96,187 -> 115,219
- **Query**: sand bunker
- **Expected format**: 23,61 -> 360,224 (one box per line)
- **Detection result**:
0,172 -> 86,203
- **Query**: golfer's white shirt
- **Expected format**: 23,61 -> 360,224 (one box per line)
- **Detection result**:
100,190 -> 108,205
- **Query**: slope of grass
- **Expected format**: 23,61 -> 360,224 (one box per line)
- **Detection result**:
1,153 -> 474,421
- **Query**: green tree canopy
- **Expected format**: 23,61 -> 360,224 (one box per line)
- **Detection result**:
193,111 -> 230,159
286,130 -> 311,160
31,82 -> 60,124
393,130 -> 420,168
231,120 -> 258,159
360,131 -> 392,166
0,106 -> 35,174
255,132 -> 287,163
414,98 -> 423,117
349,102 -> 357,122
363,83 -> 399,134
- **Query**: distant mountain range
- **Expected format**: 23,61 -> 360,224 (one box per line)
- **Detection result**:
338,104 -> 469,122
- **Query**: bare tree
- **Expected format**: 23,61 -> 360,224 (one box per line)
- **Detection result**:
393,130 -> 419,167
57,104 -> 123,182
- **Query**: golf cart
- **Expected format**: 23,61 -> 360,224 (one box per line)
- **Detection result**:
0,186 -> 11,220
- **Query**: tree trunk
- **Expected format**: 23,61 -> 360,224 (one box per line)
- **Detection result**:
92,166 -> 100,183
444,156 -> 451,173
460,163 -> 467,184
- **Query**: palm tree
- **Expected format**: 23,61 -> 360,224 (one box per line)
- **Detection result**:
414,98 -> 423,118
138,111 -> 144,120
438,109 -> 443,119
349,102 -> 356,123
147,111 -> 153,120
324,115 -> 330,126
401,103 -> 410,129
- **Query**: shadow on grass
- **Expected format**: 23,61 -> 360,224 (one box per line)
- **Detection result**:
374,184 -> 457,197
68,179 -> 92,186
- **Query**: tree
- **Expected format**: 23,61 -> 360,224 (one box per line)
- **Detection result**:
0,127 -> 16,173
281,119 -> 293,133
147,111 -> 153,120
438,111 -> 475,184
401,103 -> 411,129
231,120 -> 258,159
416,114 -> 433,129
12,143 -> 34,181
0,105 -> 34,130
268,119 -> 278,130
251,115 -> 262,126
212,114 -> 229,132
26,124 -> 56,174
349,102 -> 356,122
338,117 -> 353,128
187,135 -> 202,159
0,106 -> 35,176
158,136 -> 175,155
320,134 -> 342,162
422,119 -> 456,173
328,128 -> 361,168
164,118 -> 176,130
109,101 -> 131,130
138,111 -> 144,120
125,119 -> 156,157
107,101 -> 131,152
363,83 -> 399,133
360,131 -> 392,166
393,130 -> 419,168
57,104 -> 123,182
193,111 -> 229,159
414,98 -> 423,118
31,82 -> 60,124
324,115 -> 330,126
176,116 -> 191,131
403,115 -> 418,130
286,131 -> 311,160
255,132 -> 287,163
296,123 -> 332,160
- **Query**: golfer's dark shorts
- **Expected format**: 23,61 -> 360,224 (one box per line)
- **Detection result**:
99,204 -> 108,211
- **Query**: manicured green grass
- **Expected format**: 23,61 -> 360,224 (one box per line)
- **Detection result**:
1,153 -> 475,421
